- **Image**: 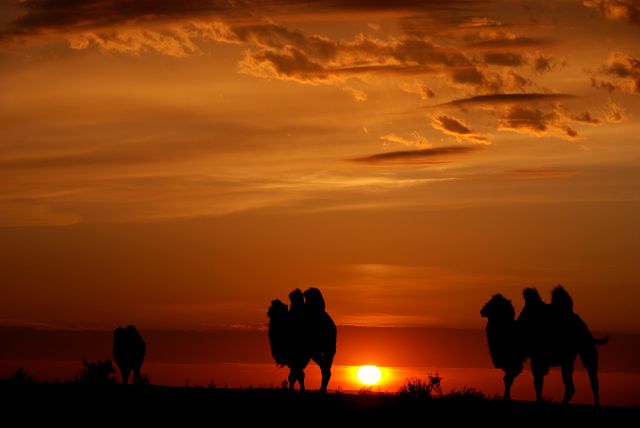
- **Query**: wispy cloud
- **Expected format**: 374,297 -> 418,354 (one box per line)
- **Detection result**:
498,106 -> 578,139
511,168 -> 580,178
398,79 -> 435,99
583,0 -> 640,26
380,132 -> 430,148
591,51 -> 640,94
431,115 -> 490,144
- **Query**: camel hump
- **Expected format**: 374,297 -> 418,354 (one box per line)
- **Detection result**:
304,287 -> 325,312
113,325 -> 145,355
551,285 -> 573,313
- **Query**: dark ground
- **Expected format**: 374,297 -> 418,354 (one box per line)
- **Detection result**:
1,382 -> 638,426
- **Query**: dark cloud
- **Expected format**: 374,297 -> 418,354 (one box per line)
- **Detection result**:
1,1 -> 557,96
304,0 -> 477,13
437,93 -> 575,108
349,145 -> 481,165
499,106 -> 551,133
0,0 -> 486,38
532,53 -> 562,73
591,77 -> 619,92
483,52 -> 527,66
1,0 -> 237,38
591,51 -> 640,94
432,114 -> 490,143
241,47 -> 328,81
583,0 -> 640,26
236,26 -> 537,92
498,106 -> 578,139
566,111 -> 601,124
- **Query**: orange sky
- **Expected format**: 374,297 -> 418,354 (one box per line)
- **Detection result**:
1,1 -> 639,333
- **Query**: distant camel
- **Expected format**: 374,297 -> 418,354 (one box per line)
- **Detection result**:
267,287 -> 337,392
481,287 -> 608,405
113,325 -> 146,385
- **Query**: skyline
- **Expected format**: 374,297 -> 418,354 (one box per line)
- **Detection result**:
1,1 -> 639,333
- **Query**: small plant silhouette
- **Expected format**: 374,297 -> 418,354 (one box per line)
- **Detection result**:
139,373 -> 151,385
428,372 -> 443,397
76,359 -> 117,385
399,372 -> 444,399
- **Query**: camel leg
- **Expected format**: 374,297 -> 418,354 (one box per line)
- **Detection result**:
133,366 -> 141,385
580,347 -> 600,406
532,364 -> 545,403
321,354 -> 334,393
560,360 -> 576,405
288,369 -> 297,391
119,366 -> 131,385
288,368 -> 305,391
312,354 -> 333,393
319,365 -> 331,393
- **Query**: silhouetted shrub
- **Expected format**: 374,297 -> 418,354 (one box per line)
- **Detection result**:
5,367 -> 33,385
359,385 -> 376,396
75,359 -> 117,385
399,377 -> 432,399
445,387 -> 486,402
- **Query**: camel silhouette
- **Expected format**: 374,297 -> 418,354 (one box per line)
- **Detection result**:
519,286 -> 608,405
112,325 -> 146,385
267,287 -> 337,392
481,286 -> 608,405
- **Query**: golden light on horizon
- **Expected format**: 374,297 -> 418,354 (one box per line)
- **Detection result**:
357,365 -> 382,385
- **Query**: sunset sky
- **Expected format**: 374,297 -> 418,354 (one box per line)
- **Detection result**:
1,0 -> 639,336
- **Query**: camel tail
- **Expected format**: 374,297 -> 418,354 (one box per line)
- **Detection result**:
594,335 -> 609,346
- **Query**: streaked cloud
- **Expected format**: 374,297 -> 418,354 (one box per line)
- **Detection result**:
483,52 -> 526,67
349,146 -> 481,165
436,93 -> 575,108
464,36 -> 555,49
511,169 -> 579,178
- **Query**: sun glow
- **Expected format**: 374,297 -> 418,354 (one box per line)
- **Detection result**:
357,365 -> 382,385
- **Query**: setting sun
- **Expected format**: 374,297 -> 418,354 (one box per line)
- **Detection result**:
357,366 -> 382,386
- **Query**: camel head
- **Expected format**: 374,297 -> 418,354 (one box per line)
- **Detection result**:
267,299 -> 288,320
481,294 -> 515,321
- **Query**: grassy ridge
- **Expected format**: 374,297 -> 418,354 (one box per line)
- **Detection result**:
2,382 -> 637,426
